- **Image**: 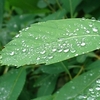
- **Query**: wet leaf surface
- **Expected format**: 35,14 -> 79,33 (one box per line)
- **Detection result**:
1,18 -> 100,66
53,68 -> 100,100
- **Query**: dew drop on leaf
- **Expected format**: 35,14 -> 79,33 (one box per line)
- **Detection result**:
92,27 -> 98,32
22,49 -> 26,52
86,30 -> 90,33
57,49 -> 63,53
52,48 -> 57,52
81,42 -> 86,46
15,34 -> 19,38
95,87 -> 100,90
40,50 -> 46,54
10,51 -> 15,56
63,48 -> 69,53
96,79 -> 100,83
37,57 -> 40,61
48,55 -> 53,59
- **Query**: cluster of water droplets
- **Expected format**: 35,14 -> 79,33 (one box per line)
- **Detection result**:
75,78 -> 100,100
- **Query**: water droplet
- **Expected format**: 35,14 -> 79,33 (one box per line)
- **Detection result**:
89,88 -> 93,92
96,87 -> 100,90
15,34 -> 19,38
87,96 -> 95,100
91,17 -> 96,21
14,24 -> 17,28
75,54 -> 78,56
90,73 -> 93,76
40,50 -> 46,54
64,48 -> 69,53
86,30 -> 90,33
22,49 -> 26,52
81,42 -> 86,46
72,86 -> 75,89
48,56 -> 53,59
70,44 -> 76,53
58,49 -> 63,52
37,57 -> 40,60
0,56 -> 2,59
10,51 -> 15,55
35,37 -> 38,39
82,17 -> 85,20
52,48 -> 57,52
96,79 -> 100,83
89,24 -> 93,27
93,27 -> 98,32
22,40 -> 25,43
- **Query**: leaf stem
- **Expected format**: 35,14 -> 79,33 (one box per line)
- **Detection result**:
69,0 -> 73,18
56,0 -> 62,9
43,0 -> 55,12
3,66 -> 9,74
61,62 -> 72,80
74,66 -> 84,78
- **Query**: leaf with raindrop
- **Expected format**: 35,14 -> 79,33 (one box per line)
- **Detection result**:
0,67 -> 26,100
1,18 -> 100,66
53,68 -> 100,100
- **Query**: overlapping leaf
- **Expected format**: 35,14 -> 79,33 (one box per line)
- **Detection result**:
1,18 -> 100,66
53,68 -> 100,100
0,68 -> 26,100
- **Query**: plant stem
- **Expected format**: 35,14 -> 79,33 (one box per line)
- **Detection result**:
74,66 -> 84,78
69,0 -> 73,18
43,0 -> 55,12
3,66 -> 9,74
56,0 -> 62,9
61,62 -> 72,80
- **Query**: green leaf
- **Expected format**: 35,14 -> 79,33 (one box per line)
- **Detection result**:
37,0 -> 56,8
34,74 -> 58,97
0,68 -> 26,100
87,60 -> 100,70
41,9 -> 66,21
7,14 -> 36,32
39,63 -> 65,74
1,18 -> 100,66
33,95 -> 53,100
60,0 -> 82,14
8,0 -> 49,13
53,68 -> 100,100
81,0 -> 100,13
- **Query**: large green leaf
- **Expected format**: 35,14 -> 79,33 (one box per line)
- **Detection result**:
53,68 -> 100,100
0,68 -> 26,100
1,18 -> 100,66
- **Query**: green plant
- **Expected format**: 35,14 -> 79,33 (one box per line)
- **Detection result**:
1,0 -> 100,100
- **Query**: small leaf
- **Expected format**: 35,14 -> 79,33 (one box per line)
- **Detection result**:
53,68 -> 100,100
0,68 -> 26,100
1,18 -> 100,66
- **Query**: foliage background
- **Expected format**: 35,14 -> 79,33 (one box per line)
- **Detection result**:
1,0 -> 100,100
